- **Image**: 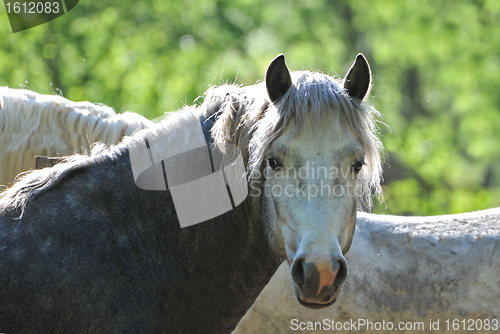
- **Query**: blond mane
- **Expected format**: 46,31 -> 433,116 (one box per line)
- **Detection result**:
0,87 -> 153,188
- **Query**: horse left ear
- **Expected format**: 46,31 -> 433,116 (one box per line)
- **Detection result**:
343,53 -> 372,101
266,54 -> 293,103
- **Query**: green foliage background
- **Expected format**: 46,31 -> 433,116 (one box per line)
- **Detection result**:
1,0 -> 499,215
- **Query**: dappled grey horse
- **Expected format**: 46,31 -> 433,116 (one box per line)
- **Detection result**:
0,54 -> 383,333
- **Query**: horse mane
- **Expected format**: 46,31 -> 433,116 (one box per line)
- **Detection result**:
0,146 -> 105,217
0,102 -> 206,218
0,87 -> 153,188
0,71 -> 384,216
206,71 -> 384,208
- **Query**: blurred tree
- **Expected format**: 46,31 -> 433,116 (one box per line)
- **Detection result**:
0,0 -> 498,215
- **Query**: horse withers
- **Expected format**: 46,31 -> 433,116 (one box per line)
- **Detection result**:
0,54 -> 383,333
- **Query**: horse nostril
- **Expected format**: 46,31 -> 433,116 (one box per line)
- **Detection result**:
334,259 -> 348,286
292,255 -> 348,293
291,258 -> 306,289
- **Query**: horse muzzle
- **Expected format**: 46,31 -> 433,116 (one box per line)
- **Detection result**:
290,252 -> 348,308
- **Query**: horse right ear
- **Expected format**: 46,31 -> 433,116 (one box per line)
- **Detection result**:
266,54 -> 292,103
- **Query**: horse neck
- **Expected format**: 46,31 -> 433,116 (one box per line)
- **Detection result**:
129,171 -> 280,332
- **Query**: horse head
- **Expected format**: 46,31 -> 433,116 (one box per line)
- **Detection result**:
256,54 -> 382,308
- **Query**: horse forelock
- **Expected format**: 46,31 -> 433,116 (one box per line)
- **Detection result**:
207,72 -> 385,209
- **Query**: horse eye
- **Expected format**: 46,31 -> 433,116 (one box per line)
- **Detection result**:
352,160 -> 364,174
268,157 -> 282,170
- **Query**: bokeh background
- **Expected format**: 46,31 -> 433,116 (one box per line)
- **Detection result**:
1,0 -> 499,215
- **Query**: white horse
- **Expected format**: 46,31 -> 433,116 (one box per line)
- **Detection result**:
235,207 -> 500,334
0,87 -> 153,189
